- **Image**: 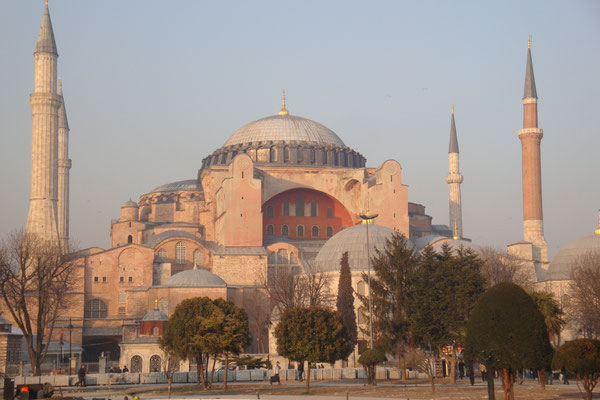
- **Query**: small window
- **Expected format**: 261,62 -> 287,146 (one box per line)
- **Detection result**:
119,276 -> 124,283
269,147 -> 276,162
176,201 -> 185,211
127,235 -> 133,244
297,225 -> 304,237
327,207 -> 333,218
94,277 -> 99,283
266,224 -> 274,236
175,242 -> 186,264
326,226 -> 334,237
310,201 -> 318,217
282,201 -> 290,217
266,205 -> 274,218
311,225 -> 319,237
281,225 -> 289,236
102,277 -> 107,283
118,307 -> 126,315
128,276 -> 133,283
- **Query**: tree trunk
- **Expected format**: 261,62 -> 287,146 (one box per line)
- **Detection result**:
537,369 -> 546,390
305,362 -> 311,392
167,375 -> 172,399
581,377 -> 594,400
499,368 -> 514,400
430,372 -> 436,393
223,353 -> 229,390
468,362 -> 475,386
486,364 -> 496,400
449,355 -> 457,384
197,355 -> 206,389
209,355 -> 217,386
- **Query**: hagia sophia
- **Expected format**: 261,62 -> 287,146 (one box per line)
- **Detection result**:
1,2 -> 598,374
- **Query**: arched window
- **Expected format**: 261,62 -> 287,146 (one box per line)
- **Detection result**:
282,201 -> 290,216
193,250 -> 204,267
297,147 -> 303,163
310,201 -> 318,217
157,249 -> 167,261
326,226 -> 334,237
281,224 -> 289,236
130,355 -> 142,373
175,242 -> 186,264
311,225 -> 319,237
296,195 -> 304,217
297,225 -> 304,237
334,152 -> 339,166
84,299 -> 107,319
268,252 -> 277,264
310,148 -> 316,164
152,326 -> 159,336
127,235 -> 133,244
266,224 -> 274,236
283,147 -> 289,163
269,147 -> 276,162
150,355 -> 162,372
266,205 -> 274,218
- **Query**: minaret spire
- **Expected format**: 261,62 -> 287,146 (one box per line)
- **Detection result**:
446,105 -> 463,238
27,1 -> 61,245
57,79 -> 72,251
518,37 -> 547,259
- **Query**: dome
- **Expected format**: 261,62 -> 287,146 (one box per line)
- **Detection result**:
413,234 -> 447,251
546,234 -> 600,281
141,309 -> 168,322
121,200 -> 138,208
314,224 -> 412,272
223,114 -> 345,148
151,179 -> 200,193
165,268 -> 227,287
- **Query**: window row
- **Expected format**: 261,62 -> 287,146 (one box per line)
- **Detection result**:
266,200 -> 333,218
266,224 -> 334,238
94,276 -> 134,283
156,245 -> 204,266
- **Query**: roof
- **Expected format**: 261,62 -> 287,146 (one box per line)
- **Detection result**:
150,179 -> 201,193
141,309 -> 168,322
122,200 -> 138,208
223,114 -> 345,147
314,224 -> 411,272
163,267 -> 227,288
524,45 -> 538,99
35,4 -> 57,55
545,234 -> 600,281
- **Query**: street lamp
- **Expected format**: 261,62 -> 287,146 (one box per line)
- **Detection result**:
358,211 -> 378,350
68,318 -> 73,375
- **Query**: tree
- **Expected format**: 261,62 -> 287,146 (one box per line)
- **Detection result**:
479,247 -> 533,289
274,307 -> 351,392
529,290 -> 564,389
465,282 -> 553,400
359,233 -> 419,352
212,298 -> 249,390
358,347 -> 386,385
0,231 -> 77,376
567,251 -> 600,338
407,245 -> 486,388
336,251 -> 357,361
552,338 -> 600,400
265,267 -> 332,314
159,297 -> 223,389
160,351 -> 181,399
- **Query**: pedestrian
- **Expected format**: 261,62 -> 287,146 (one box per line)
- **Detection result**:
458,361 -> 465,379
122,365 -> 129,373
297,361 -> 304,381
479,363 -> 487,381
77,365 -> 86,387
270,361 -> 281,385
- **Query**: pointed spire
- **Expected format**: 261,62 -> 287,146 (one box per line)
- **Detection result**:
449,105 -> 459,153
35,1 -> 58,55
523,36 -> 537,99
278,89 -> 289,116
58,80 -> 69,130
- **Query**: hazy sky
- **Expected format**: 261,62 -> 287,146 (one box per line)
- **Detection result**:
1,1 -> 598,259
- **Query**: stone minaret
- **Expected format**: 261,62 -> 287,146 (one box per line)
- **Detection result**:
57,81 -> 71,250
26,2 -> 61,244
518,37 -> 547,259
446,105 -> 463,238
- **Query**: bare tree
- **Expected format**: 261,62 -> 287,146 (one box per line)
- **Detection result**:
0,231 -> 77,376
479,246 -> 534,289
161,352 -> 181,399
567,251 -> 600,338
244,287 -> 272,353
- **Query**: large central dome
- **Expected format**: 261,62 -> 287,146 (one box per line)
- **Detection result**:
223,114 -> 345,147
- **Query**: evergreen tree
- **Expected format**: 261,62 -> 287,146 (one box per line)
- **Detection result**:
336,251 -> 357,360
274,307 -> 351,392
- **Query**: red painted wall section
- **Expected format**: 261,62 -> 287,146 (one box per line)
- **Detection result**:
263,188 -> 353,239
139,320 -> 164,336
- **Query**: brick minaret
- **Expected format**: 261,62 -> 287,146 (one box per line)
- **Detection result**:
57,81 -> 71,250
446,105 -> 463,238
519,37 -> 547,259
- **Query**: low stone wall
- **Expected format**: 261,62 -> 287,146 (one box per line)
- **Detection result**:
4,367 -> 423,386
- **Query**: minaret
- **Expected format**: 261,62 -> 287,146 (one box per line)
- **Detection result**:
57,80 -> 71,250
446,105 -> 463,238
26,1 -> 61,244
518,37 -> 547,259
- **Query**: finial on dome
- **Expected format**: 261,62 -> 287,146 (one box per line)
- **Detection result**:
528,35 -> 531,49
595,209 -> 600,236
453,219 -> 460,240
154,299 -> 158,310
278,89 -> 289,116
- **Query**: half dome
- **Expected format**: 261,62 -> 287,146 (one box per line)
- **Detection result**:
223,114 -> 345,147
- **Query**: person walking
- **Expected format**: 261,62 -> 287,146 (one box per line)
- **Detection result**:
297,361 -> 304,381
77,365 -> 86,387
479,363 -> 487,381
271,361 -> 281,385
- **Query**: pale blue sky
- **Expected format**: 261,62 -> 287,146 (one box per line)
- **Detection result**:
1,1 -> 598,258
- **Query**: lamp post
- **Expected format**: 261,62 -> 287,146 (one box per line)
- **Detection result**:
358,211 -> 378,350
68,318 -> 73,375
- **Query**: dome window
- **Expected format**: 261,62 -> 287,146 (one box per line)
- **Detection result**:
297,147 -> 303,163
283,147 -> 290,163
269,147 -> 276,163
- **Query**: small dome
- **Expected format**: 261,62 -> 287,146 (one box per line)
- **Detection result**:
223,114 -> 345,147
165,268 -> 226,287
151,179 -> 200,193
314,224 -> 411,272
141,309 -> 168,322
546,234 -> 600,281
121,200 -> 138,208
